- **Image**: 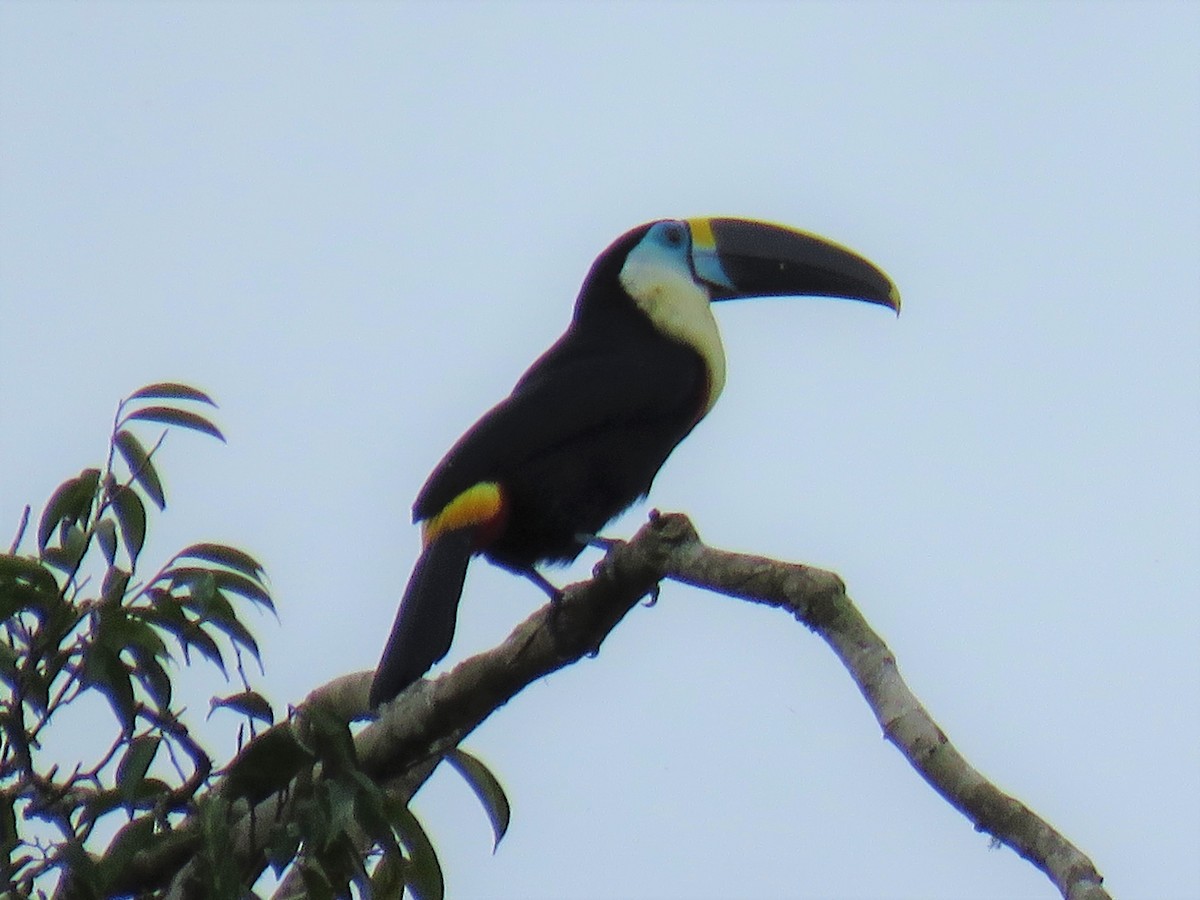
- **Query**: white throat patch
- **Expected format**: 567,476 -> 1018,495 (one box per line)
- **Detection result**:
619,252 -> 727,415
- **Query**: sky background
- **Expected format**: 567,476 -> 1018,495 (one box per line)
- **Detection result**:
2,3 -> 1198,898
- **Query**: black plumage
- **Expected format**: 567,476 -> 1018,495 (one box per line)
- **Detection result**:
370,218 -> 897,706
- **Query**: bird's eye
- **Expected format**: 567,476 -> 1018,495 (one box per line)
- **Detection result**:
662,222 -> 686,248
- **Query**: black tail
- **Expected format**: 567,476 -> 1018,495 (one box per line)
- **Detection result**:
369,527 -> 475,707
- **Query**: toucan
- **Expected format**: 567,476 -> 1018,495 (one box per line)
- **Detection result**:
369,217 -> 899,706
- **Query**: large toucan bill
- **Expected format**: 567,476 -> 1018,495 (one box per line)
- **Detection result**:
369,217 -> 899,707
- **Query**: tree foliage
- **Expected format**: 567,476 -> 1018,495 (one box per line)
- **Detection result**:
1,385 -> 501,899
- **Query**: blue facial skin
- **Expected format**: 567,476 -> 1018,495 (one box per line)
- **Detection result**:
635,220 -> 737,297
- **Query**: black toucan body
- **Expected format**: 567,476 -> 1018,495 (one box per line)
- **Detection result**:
369,217 -> 899,706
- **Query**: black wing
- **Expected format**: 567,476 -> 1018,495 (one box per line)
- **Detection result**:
413,327 -> 707,522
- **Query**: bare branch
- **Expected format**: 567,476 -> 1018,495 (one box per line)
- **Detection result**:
654,515 -> 1110,900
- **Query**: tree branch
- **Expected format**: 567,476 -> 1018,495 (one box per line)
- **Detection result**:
156,511 -> 1107,899
653,514 -> 1109,900
365,511 -> 1108,899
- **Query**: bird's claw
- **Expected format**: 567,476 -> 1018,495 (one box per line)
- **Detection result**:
577,532 -> 620,552
642,584 -> 660,607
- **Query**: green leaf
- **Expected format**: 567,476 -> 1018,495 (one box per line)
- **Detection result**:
113,429 -> 166,510
138,591 -> 225,676
101,566 -> 131,604
179,623 -> 226,673
170,569 -> 225,611
172,578 -> 262,660
0,641 -> 18,682
135,590 -> 188,634
102,605 -> 170,661
194,794 -> 242,896
387,801 -> 444,900
60,838 -> 103,899
170,565 -> 273,613
96,815 -> 156,891
95,604 -> 173,713
127,382 -> 217,405
370,847 -> 408,899
218,610 -> 261,662
84,642 -> 136,733
299,861 -> 336,900
37,468 -> 100,550
445,748 -> 511,850
169,565 -> 217,607
95,517 -> 118,566
267,818 -> 303,876
123,406 -> 225,442
211,569 -> 273,611
176,542 -> 267,583
295,705 -> 358,779
210,690 -> 274,726
0,554 -> 60,618
0,553 -> 59,592
320,777 -> 360,842
109,484 -> 147,564
351,772 -> 400,847
42,523 -> 88,574
127,645 -> 173,711
117,736 -> 161,809
223,726 -> 314,806
0,785 -> 17,863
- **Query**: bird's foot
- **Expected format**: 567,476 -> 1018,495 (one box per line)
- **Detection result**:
643,584 -> 660,607
518,566 -> 565,604
576,532 -> 621,552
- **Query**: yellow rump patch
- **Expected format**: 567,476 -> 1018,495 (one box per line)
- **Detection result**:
422,482 -> 505,546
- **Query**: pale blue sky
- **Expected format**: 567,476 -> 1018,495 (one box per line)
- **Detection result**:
2,3 -> 1198,898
